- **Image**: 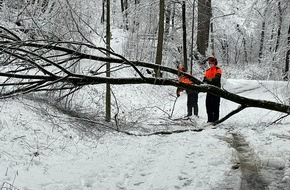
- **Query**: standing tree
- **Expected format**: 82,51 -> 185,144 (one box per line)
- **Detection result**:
106,0 -> 111,122
120,0 -> 129,30
165,2 -> 171,36
182,1 -> 188,70
274,1 -> 282,54
101,0 -> 105,23
285,24 -> 290,80
258,19 -> 266,63
190,0 -> 196,74
197,0 -> 212,56
154,0 -> 165,77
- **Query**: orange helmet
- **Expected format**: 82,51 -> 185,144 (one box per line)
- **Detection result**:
177,64 -> 187,72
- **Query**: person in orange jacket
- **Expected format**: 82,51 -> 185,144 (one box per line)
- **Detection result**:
176,64 -> 198,117
203,57 -> 222,123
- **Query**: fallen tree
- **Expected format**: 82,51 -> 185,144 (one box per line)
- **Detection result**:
0,27 -> 289,126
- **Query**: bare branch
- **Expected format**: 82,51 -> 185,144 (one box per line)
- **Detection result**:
0,29 -> 290,125
213,105 -> 247,126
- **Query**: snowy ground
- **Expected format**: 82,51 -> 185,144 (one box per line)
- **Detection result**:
1,79 -> 290,190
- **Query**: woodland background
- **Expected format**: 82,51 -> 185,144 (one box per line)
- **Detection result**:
1,1 -> 290,189
0,0 -> 289,79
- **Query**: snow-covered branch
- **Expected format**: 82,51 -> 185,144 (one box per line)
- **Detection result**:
0,27 -> 290,124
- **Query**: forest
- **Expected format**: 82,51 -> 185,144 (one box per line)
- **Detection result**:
0,0 -> 289,122
1,1 -> 290,189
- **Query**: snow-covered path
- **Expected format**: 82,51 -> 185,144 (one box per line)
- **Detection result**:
1,79 -> 290,189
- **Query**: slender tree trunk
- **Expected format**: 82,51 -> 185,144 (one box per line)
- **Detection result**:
172,2 -> 176,29
182,1 -> 188,70
190,0 -> 196,74
124,0 -> 128,30
121,0 -> 124,12
165,3 -> 171,36
210,22 -> 214,56
243,37 -> 248,63
121,0 -> 128,30
236,24 -> 248,64
106,0 -> 111,122
101,0 -> 105,23
275,1 -> 282,53
269,27 -> 274,52
258,0 -> 271,63
154,0 -> 164,77
285,25 -> 290,80
258,21 -> 265,63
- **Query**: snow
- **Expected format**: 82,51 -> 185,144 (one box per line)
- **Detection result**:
1,78 -> 290,189
1,29 -> 290,190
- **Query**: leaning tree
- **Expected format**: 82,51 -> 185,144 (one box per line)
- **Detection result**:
0,26 -> 290,127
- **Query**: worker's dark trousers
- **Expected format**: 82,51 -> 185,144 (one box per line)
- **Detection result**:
187,92 -> 198,116
206,93 -> 220,122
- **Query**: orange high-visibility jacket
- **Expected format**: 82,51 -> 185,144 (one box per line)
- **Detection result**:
177,73 -> 194,96
204,66 -> 222,87
178,75 -> 192,84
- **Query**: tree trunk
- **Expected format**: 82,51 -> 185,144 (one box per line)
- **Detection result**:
258,21 -> 265,63
182,1 -> 188,70
120,0 -> 128,30
120,0 -> 124,12
172,2 -> 176,29
275,1 -> 282,53
210,22 -> 214,56
285,24 -> 290,80
190,0 -> 196,74
197,0 -> 212,56
101,0 -> 105,23
154,0 -> 165,77
243,37 -> 248,63
165,3 -> 171,36
106,0 -> 111,122
125,0 -> 129,30
258,0 -> 272,63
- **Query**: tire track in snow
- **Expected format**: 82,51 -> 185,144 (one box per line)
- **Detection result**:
231,133 -> 268,190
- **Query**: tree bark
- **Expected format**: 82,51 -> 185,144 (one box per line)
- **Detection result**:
210,22 -> 214,56
120,0 -> 128,30
190,0 -> 196,74
258,21 -> 265,63
154,0 -> 165,77
101,0 -> 105,23
106,0 -> 111,122
121,0 -> 124,12
285,24 -> 290,80
165,2 -> 171,36
182,1 -> 188,70
197,0 -> 212,56
275,2 -> 282,53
